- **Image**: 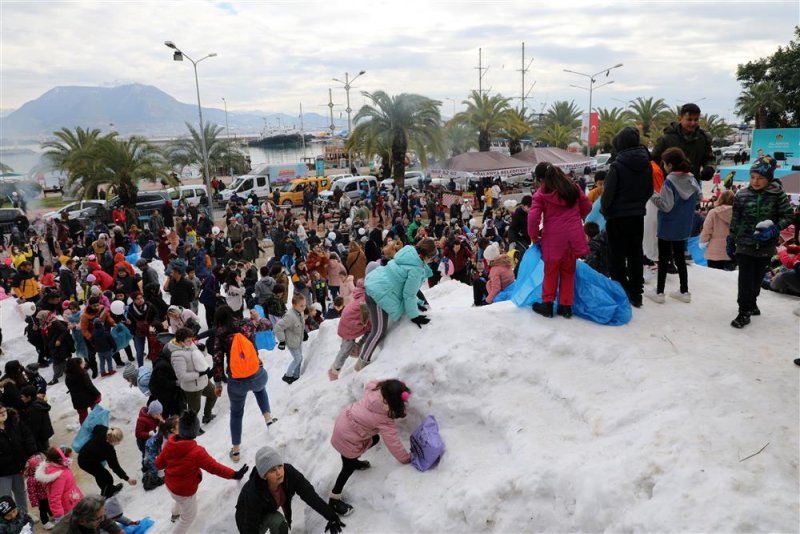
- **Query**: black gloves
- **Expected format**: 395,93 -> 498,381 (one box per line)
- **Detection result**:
417,303 -> 428,312
204,368 -> 215,378
410,315 -> 430,328
325,519 -> 346,534
233,465 -> 249,480
303,331 -> 309,341
278,341 -> 286,350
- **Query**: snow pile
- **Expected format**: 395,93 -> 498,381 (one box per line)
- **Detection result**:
1,264 -> 798,533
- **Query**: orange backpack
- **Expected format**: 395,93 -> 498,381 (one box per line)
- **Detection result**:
228,333 -> 260,379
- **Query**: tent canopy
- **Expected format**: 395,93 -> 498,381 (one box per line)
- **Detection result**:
512,147 -> 593,172
431,151 -> 533,178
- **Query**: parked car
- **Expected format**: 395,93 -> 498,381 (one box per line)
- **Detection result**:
0,207 -> 27,235
43,200 -> 106,222
277,177 -> 332,207
594,153 -> 612,173
318,176 -> 378,204
166,185 -> 208,207
381,171 -> 425,191
108,191 -> 171,223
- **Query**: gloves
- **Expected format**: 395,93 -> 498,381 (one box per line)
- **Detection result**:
754,221 -> 779,242
726,235 -> 736,258
698,241 -> 709,251
417,303 -> 428,312
410,315 -> 430,328
232,464 -> 249,480
325,519 -> 346,534
204,368 -> 215,378
278,341 -> 286,350
303,331 -> 309,341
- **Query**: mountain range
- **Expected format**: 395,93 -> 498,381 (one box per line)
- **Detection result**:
0,83 -> 343,142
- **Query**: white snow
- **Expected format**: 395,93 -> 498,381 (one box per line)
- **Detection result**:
1,263 -> 798,533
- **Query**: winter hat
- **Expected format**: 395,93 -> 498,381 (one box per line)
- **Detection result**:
36,310 -> 50,322
135,259 -> 148,268
122,363 -> 138,385
90,286 -> 101,296
178,410 -> 201,440
61,300 -> 71,311
750,155 -> 777,180
25,363 -> 40,374
147,400 -> 164,416
167,305 -> 181,316
255,446 -> 283,477
484,243 -> 501,262
311,302 -> 322,313
104,494 -> 123,519
0,496 -> 16,516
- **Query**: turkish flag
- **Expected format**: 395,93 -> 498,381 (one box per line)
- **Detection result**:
589,112 -> 599,147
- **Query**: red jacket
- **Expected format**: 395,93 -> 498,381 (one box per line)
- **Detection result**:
306,251 -> 329,279
92,269 -> 114,291
528,185 -> 592,262
156,436 -> 235,497
135,407 -> 159,441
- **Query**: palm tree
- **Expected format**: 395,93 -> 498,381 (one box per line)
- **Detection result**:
346,90 -> 445,188
700,113 -> 735,140
596,107 -> 632,151
736,81 -> 785,128
41,126 -> 111,184
503,108 -> 533,155
79,137 -> 170,207
627,97 -> 670,141
444,123 -> 477,157
543,100 -> 582,130
451,91 -> 515,152
166,122 -> 248,178
537,123 -> 579,149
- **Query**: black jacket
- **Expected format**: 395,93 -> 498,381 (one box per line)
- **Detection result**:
601,127 -> 654,220
149,347 -> 184,417
235,463 -> 337,533
59,267 -> 77,300
0,410 -> 36,476
508,206 -> 531,248
64,370 -> 100,410
165,276 -> 195,309
77,425 -> 128,480
46,319 -> 74,363
652,122 -> 714,180
586,231 -> 610,276
20,399 -> 54,453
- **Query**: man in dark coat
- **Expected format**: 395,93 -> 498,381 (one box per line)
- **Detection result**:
19,385 -> 54,453
0,405 -> 36,515
600,127 -> 653,307
148,346 -> 184,418
164,269 -> 194,309
652,102 -> 715,181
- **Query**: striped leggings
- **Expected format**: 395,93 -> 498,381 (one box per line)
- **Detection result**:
358,295 -> 389,364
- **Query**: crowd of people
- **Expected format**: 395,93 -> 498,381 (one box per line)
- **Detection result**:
0,103 -> 799,533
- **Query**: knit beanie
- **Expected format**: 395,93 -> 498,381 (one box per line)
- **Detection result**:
122,363 -> 138,385
147,400 -> 163,416
483,243 -> 501,262
255,446 -> 283,477
0,496 -> 16,515
178,410 -> 200,440
750,155 -> 777,180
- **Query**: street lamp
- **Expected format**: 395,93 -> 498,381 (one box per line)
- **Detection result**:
332,70 -> 366,135
164,40 -> 217,201
564,63 -> 623,154
445,97 -> 456,118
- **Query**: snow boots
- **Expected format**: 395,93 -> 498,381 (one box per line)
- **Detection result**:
532,301 -> 554,318
556,305 -> 572,319
731,311 -> 751,329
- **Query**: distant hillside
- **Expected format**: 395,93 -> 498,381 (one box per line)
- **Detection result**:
0,83 -> 338,141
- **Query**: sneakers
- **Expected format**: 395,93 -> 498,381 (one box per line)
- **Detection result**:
202,414 -> 216,425
43,521 -> 55,530
669,291 -> 691,303
328,498 -> 354,517
47,378 -> 59,386
282,375 -> 297,385
229,449 -> 241,462
354,460 -> 371,470
750,305 -> 761,316
731,312 -> 751,329
556,304 -> 572,319
328,368 -> 340,381
646,291 -> 665,304
532,301 -> 554,318
170,514 -> 180,523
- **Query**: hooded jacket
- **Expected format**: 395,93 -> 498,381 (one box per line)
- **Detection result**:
650,172 -> 702,241
365,246 -> 432,321
652,122 -> 714,180
700,204 -> 733,261
35,456 -> 83,519
486,255 -> 515,304
20,399 -> 54,453
235,463 -> 338,533
601,127 -> 654,219
274,308 -> 305,349
0,410 -> 36,476
135,407 -> 160,441
337,281 -> 370,340
64,369 -> 100,411
528,184 -> 593,262
155,435 -> 235,497
730,181 -> 793,257
170,344 -> 210,393
253,276 -> 275,306
331,381 -> 411,463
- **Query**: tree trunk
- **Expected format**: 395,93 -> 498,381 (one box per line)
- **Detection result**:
756,107 -> 766,129
118,175 -> 138,209
392,131 -> 407,190
509,138 -> 522,155
479,130 -> 490,152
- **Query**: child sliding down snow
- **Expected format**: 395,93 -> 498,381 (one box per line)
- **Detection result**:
328,280 -> 371,380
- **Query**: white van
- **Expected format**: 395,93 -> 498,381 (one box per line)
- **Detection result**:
217,174 -> 271,203
319,176 -> 378,202
166,185 -> 208,207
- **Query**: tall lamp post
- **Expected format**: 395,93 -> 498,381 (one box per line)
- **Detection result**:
333,70 -> 366,170
564,63 -> 623,154
164,41 -> 217,201
445,97 -> 457,118
222,97 -> 233,178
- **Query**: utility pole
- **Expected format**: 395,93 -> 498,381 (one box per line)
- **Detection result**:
328,88 -> 336,138
475,48 -> 489,94
518,42 -> 535,115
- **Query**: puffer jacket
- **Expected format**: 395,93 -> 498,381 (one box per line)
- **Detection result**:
601,127 -> 654,220
35,457 -> 84,519
337,281 -> 370,340
11,269 -> 39,300
274,308 -> 305,349
327,258 -> 345,287
365,245 -> 432,321
331,381 -> 411,463
135,408 -> 160,441
528,184 -> 592,262
730,181 -> 793,257
155,435 -> 234,497
170,344 -> 210,393
700,204 -> 733,261
651,172 -> 701,241
486,255 -> 515,304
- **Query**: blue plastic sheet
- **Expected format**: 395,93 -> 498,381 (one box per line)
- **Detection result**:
123,517 -> 155,534
495,245 -> 631,326
111,324 -> 133,350
252,305 -> 276,350
125,243 -> 140,265
686,236 -> 708,267
72,405 -> 109,453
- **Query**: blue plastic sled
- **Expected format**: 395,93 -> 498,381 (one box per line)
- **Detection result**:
687,236 -> 708,267
72,405 -> 110,453
494,245 -> 631,326
252,305 -> 277,350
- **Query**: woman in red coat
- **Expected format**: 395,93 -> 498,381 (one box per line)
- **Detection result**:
527,164 -> 592,318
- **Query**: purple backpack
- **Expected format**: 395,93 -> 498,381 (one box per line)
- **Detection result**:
410,415 -> 445,471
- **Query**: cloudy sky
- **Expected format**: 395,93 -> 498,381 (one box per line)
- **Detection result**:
1,0 -> 798,122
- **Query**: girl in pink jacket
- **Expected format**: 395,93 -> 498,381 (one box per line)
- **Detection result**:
339,275 -> 356,306
328,280 -> 371,380
528,164 -> 592,319
328,379 -> 411,516
327,253 -> 346,298
35,447 -> 84,522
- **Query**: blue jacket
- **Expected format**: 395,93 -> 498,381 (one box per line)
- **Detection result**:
652,172 -> 701,241
365,246 -> 432,321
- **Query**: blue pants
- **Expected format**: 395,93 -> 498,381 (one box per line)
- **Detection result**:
133,335 -> 146,367
98,350 -> 114,375
286,347 -> 303,379
227,367 -> 271,446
